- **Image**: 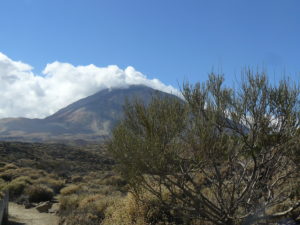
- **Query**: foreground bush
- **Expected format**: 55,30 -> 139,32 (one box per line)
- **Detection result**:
59,193 -> 114,225
109,72 -> 300,225
26,184 -> 54,203
58,174 -> 126,225
59,192 -> 175,225
103,191 -> 182,225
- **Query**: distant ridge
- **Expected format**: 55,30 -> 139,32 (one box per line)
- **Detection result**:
0,85 -> 179,144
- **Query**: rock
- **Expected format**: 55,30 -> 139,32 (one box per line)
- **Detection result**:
48,203 -> 60,214
24,202 -> 35,209
36,201 -> 53,213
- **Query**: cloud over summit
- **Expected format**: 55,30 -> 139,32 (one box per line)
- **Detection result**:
0,52 -> 177,119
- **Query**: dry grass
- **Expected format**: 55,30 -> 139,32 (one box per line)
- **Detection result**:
60,184 -> 81,196
59,179 -> 182,225
0,162 -> 65,202
36,177 -> 65,194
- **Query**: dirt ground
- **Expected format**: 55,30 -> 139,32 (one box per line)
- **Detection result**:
8,202 -> 59,225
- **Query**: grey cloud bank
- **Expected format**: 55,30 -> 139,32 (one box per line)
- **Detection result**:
0,52 -> 178,118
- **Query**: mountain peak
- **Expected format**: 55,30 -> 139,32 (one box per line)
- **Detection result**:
0,85 -> 178,144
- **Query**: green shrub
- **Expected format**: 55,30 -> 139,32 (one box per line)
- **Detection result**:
26,184 -> 54,203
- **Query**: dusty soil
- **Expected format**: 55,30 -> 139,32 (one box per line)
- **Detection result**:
8,202 -> 59,225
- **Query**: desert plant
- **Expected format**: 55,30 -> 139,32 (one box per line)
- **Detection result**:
59,194 -> 83,213
101,174 -> 127,187
109,71 -> 300,225
59,194 -> 114,225
36,177 -> 65,193
60,184 -> 81,196
102,191 -> 180,225
26,184 -> 54,203
5,177 -> 31,198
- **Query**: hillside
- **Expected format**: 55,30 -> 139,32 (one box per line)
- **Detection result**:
0,85 -> 178,143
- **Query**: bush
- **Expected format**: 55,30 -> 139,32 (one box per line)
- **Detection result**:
0,171 -> 14,182
60,184 -> 80,196
3,163 -> 18,170
0,178 -> 6,191
109,73 -> 300,225
102,190 -> 180,225
26,184 -> 54,203
59,194 -> 114,225
101,175 -> 127,187
13,176 -> 33,184
71,175 -> 83,183
0,164 -> 65,202
36,177 -> 65,194
103,194 -> 145,225
59,194 -> 82,213
78,194 -> 104,208
60,209 -> 102,225
5,178 -> 29,199
0,167 -> 46,182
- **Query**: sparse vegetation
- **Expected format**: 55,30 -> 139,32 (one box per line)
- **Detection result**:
0,163 -> 64,202
58,171 -> 127,225
1,72 -> 300,225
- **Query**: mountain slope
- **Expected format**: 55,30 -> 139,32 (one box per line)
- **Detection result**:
0,85 -> 178,143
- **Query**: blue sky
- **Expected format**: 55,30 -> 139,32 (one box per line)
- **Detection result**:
1,0 -> 299,85
0,0 -> 299,118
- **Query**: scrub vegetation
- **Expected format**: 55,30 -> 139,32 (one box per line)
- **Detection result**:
1,71 -> 300,225
109,71 -> 300,225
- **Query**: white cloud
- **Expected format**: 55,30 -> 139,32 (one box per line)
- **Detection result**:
0,52 -> 179,119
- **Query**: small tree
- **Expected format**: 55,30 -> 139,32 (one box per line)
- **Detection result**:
108,71 -> 300,225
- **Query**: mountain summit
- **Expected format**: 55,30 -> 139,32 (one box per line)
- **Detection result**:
0,85 -> 178,144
